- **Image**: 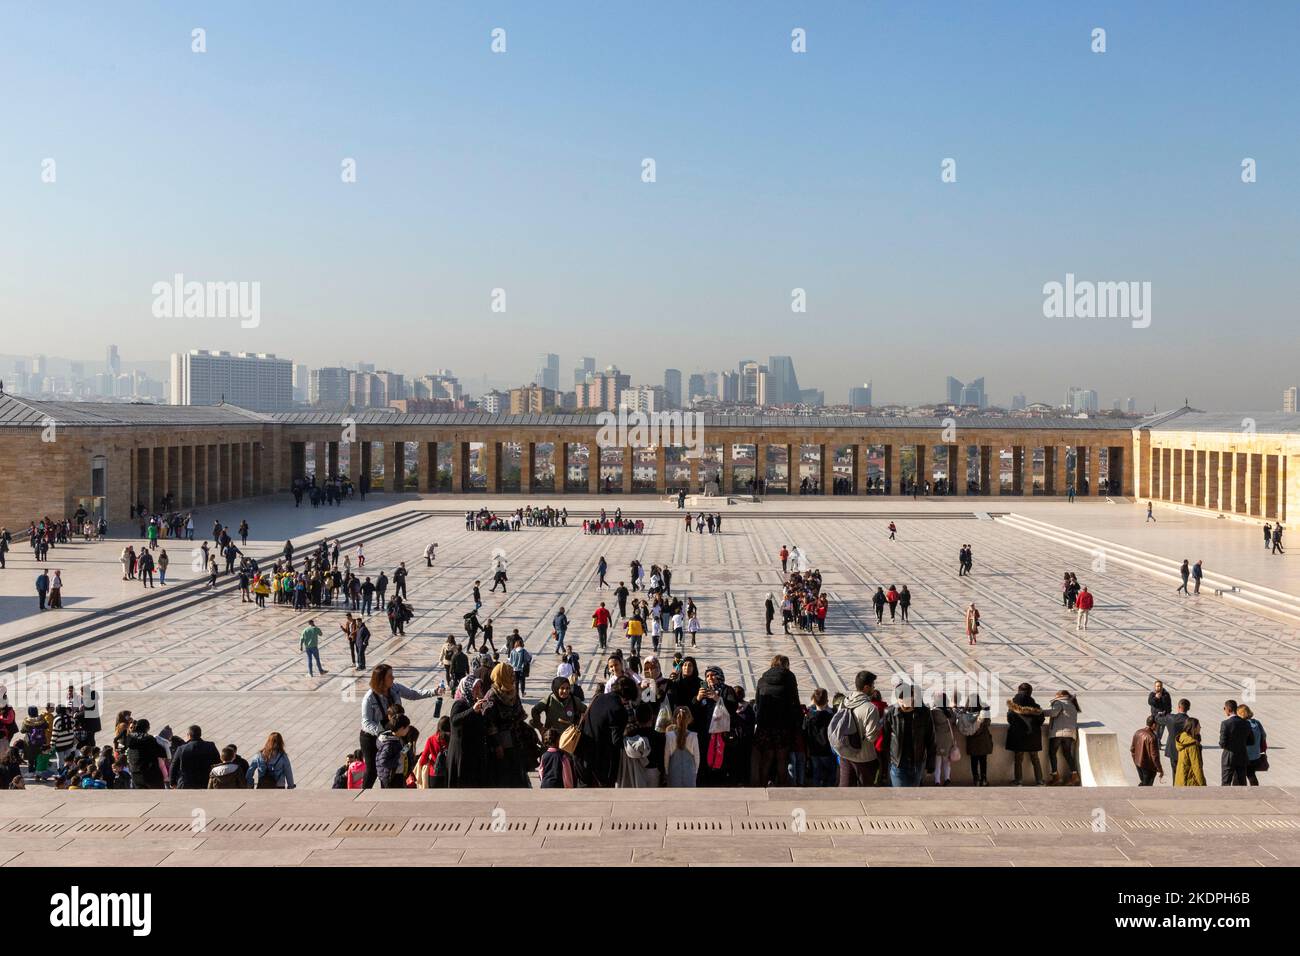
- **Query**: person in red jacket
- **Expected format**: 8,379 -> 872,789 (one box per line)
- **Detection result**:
591,602 -> 612,650
1075,586 -> 1094,631
885,585 -> 900,622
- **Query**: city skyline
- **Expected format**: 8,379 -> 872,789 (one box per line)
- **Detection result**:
3,3 -> 1298,410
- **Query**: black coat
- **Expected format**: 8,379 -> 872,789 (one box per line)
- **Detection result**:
125,732 -> 166,788
752,667 -> 800,733
446,698 -> 486,788
1155,711 -> 1189,759
1218,715 -> 1254,766
170,737 -> 221,789
580,692 -> 628,788
1004,700 -> 1044,753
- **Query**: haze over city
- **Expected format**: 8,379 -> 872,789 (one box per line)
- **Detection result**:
4,1 -> 1298,410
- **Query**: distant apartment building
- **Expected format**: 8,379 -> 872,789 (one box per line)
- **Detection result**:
169,349 -> 292,412
1066,386 -> 1100,414
1285,387 -> 1298,413
620,384 -> 666,414
479,390 -> 507,415
720,371 -> 739,403
292,363 -> 309,403
946,375 -> 986,408
576,366 -> 630,411
510,384 -> 557,414
687,373 -> 707,402
848,383 -> 873,410
535,353 -> 560,392
740,361 -> 768,406
309,367 -> 352,408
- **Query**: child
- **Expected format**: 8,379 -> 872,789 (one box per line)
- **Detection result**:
538,729 -> 575,789
374,715 -> 412,788
665,707 -> 699,787
111,760 -> 132,789
346,750 -> 366,789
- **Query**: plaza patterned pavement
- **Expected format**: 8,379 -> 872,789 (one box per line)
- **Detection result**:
1,497 -> 1297,788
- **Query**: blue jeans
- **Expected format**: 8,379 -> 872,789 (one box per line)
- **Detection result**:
889,764 -> 925,788
788,751 -> 807,786
809,755 -> 837,787
306,646 -> 324,675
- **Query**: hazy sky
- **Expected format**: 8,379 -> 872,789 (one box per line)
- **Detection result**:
3,2 -> 1297,409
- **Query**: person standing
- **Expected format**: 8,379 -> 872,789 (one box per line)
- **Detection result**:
596,556 -> 608,589
1191,559 -> 1204,595
1005,683 -> 1045,786
35,568 -> 50,611
1239,705 -> 1267,785
779,545 -> 789,573
899,585 -> 911,623
1263,522 -> 1273,550
764,593 -> 776,635
872,587 -> 886,624
1176,559 -> 1191,595
592,602 -> 611,650
170,725 -> 221,789
1155,698 -> 1191,776
965,602 -> 981,646
750,655 -> 800,787
359,663 -> 438,788
1148,680 -> 1173,750
879,683 -> 935,788
1044,689 -> 1081,785
300,620 -> 326,676
1173,718 -> 1206,787
1218,698 -> 1254,786
1131,717 -> 1164,786
1075,585 -> 1094,630
48,569 -> 63,609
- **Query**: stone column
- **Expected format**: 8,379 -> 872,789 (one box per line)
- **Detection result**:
854,444 -> 869,495
1220,449 -> 1234,513
914,444 -> 927,493
253,441 -> 264,495
557,442 -> 570,493
207,444 -> 220,503
448,441 -> 464,493
587,442 -> 602,493
483,441 -> 499,494
820,443 -> 835,495
688,454 -> 700,495
325,441 -> 339,480
721,443 -> 735,494
244,442 -> 255,497
948,445 -> 963,495
1054,446 -> 1068,496
519,441 -> 533,494
1012,447 -> 1024,495
656,444 -> 669,494
1089,446 -> 1102,497
1264,454 -> 1280,519
786,443 -> 798,493
381,442 -> 396,492
622,447 -> 635,494
883,444 -> 893,495
979,446 -> 993,495
180,445 -> 194,508
754,442 -> 767,495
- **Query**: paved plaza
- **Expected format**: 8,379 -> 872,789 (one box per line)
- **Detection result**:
1,494 -> 1296,792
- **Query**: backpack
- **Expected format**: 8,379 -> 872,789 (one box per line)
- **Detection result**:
346,760 -> 366,789
431,745 -> 449,787
828,705 -> 862,751
255,754 -> 282,789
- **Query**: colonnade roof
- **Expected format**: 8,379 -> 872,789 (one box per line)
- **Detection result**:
0,394 -> 271,427
1143,408 -> 1300,435
272,409 -> 1132,431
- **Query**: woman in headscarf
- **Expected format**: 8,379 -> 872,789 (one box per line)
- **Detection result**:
1174,717 -> 1206,787
667,656 -> 702,710
692,665 -> 738,786
447,676 -> 488,788
530,676 -> 585,735
482,663 -> 535,787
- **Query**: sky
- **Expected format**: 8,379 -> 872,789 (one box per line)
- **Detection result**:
2,1 -> 1297,410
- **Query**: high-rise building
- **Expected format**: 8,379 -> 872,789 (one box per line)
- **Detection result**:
663,369 -> 682,408
767,356 -> 801,406
705,371 -> 721,399
848,383 -> 873,410
376,371 -> 406,403
309,367 -> 352,407
348,371 -> 388,408
687,373 -> 707,403
574,357 -> 595,390
535,353 -> 560,392
170,350 -> 292,412
106,345 -> 121,378
946,376 -> 986,408
1126,397 -> 1137,414
1011,393 -> 1027,410
721,370 -> 740,403
356,362 -> 375,374
292,364 -> 309,403
740,361 -> 768,406
31,355 -> 47,377
1285,387 -> 1298,413
1066,386 -> 1099,414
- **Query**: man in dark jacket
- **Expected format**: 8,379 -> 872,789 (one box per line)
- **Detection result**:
1219,699 -> 1254,786
750,655 -> 800,786
879,683 -> 935,787
1154,698 -> 1191,772
170,725 -> 221,789
1148,680 -> 1173,748
125,718 -> 167,789
580,677 -> 636,787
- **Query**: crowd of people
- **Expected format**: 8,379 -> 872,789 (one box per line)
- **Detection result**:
466,506 -> 568,530
292,474 -> 358,507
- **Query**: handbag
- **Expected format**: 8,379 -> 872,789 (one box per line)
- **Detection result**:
559,705 -> 588,755
948,743 -> 961,763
